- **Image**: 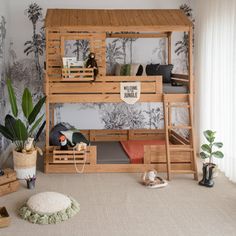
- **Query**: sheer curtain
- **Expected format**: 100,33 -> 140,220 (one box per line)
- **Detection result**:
195,0 -> 236,182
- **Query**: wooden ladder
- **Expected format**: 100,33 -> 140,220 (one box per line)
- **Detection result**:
163,94 -> 198,181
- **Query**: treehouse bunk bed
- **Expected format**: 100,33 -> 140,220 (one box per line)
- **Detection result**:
44,9 -> 198,180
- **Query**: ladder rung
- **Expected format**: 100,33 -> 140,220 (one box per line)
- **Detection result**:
166,105 -> 190,108
170,170 -> 196,174
169,147 -> 193,151
168,126 -> 192,129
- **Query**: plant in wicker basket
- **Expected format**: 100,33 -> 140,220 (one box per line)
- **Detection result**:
0,79 -> 46,179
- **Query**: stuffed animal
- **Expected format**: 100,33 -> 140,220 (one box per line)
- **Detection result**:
24,137 -> 34,151
85,52 -> 98,80
59,135 -> 68,150
142,169 -> 168,189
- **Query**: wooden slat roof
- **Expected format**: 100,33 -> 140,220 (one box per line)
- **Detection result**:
45,9 -> 192,32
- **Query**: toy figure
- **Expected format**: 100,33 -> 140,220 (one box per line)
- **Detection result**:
85,52 -> 98,80
59,135 -> 68,150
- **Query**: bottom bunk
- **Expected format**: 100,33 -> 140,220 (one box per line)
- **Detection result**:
44,129 -> 196,177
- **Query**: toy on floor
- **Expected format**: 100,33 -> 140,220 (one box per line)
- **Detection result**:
142,169 -> 168,189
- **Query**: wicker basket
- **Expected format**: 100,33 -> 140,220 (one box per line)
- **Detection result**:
13,150 -> 37,179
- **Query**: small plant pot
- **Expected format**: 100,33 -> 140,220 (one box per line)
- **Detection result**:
199,163 -> 216,187
26,180 -> 36,189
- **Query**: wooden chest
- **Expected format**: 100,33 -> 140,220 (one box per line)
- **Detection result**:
0,207 -> 10,228
0,169 -> 19,197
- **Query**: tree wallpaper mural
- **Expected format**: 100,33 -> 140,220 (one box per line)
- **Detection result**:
72,40 -> 90,61
24,3 -> 45,81
0,2 -> 193,153
0,15 -> 7,152
175,4 -> 195,72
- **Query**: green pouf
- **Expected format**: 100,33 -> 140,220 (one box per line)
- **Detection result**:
19,192 -> 80,224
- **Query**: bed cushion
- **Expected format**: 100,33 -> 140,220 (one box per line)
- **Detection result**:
120,140 -> 166,164
145,63 -> 160,75
92,142 -> 130,164
163,83 -> 188,94
156,64 -> 174,83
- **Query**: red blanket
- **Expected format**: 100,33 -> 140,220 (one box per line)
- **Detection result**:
120,140 -> 165,164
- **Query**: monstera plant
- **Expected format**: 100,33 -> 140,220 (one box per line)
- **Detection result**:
199,130 -> 224,188
0,79 -> 46,179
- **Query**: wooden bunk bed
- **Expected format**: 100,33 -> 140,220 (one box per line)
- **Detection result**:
44,9 -> 198,180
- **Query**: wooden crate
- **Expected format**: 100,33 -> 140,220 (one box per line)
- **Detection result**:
0,169 -> 17,185
52,146 -> 96,164
0,207 -> 10,228
0,169 -> 19,197
0,181 -> 19,197
62,68 -> 94,81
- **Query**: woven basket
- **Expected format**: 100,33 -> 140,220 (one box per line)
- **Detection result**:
13,150 -> 37,179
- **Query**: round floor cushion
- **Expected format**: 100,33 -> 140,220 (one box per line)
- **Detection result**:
19,192 -> 80,224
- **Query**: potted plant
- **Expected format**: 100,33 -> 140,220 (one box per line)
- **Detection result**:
0,80 -> 46,179
199,130 -> 224,187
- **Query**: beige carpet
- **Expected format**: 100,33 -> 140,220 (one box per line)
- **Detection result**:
1,158 -> 236,236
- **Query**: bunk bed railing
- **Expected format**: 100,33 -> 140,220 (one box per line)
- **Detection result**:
47,75 -> 163,103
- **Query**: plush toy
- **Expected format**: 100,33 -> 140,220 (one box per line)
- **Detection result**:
85,52 -> 98,80
142,169 -> 168,189
25,137 -> 34,151
59,135 -> 68,150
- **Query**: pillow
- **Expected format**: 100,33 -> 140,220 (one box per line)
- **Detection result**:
49,122 -> 74,146
120,64 -> 131,75
145,64 -> 160,75
115,63 -> 122,76
115,63 -> 144,76
136,65 -> 143,76
156,64 -> 174,83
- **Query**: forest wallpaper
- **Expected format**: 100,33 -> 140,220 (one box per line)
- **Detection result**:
0,3 -> 194,153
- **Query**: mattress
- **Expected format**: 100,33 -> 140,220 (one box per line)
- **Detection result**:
92,142 -> 130,164
163,83 -> 188,94
120,140 -> 166,164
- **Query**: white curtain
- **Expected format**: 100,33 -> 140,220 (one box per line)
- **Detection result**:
195,0 -> 236,182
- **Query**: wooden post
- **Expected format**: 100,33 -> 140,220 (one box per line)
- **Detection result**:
167,32 -> 172,64
188,27 -> 193,94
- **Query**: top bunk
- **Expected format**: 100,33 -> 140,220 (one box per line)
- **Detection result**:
45,9 -> 194,103
45,9 -> 193,32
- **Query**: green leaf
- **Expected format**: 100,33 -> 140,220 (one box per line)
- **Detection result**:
35,120 -> 46,142
29,115 -> 43,135
22,88 -> 33,119
213,142 -> 223,148
201,144 -> 211,153
0,124 -> 13,141
212,151 -> 224,158
6,79 -> 18,117
28,96 -> 46,125
200,152 -> 209,159
5,115 -> 17,141
14,119 -> 28,142
204,130 -> 216,143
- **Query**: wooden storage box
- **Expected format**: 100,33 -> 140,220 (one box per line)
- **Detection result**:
52,146 -> 96,164
0,207 -> 10,228
0,169 -> 19,197
62,67 -> 94,81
